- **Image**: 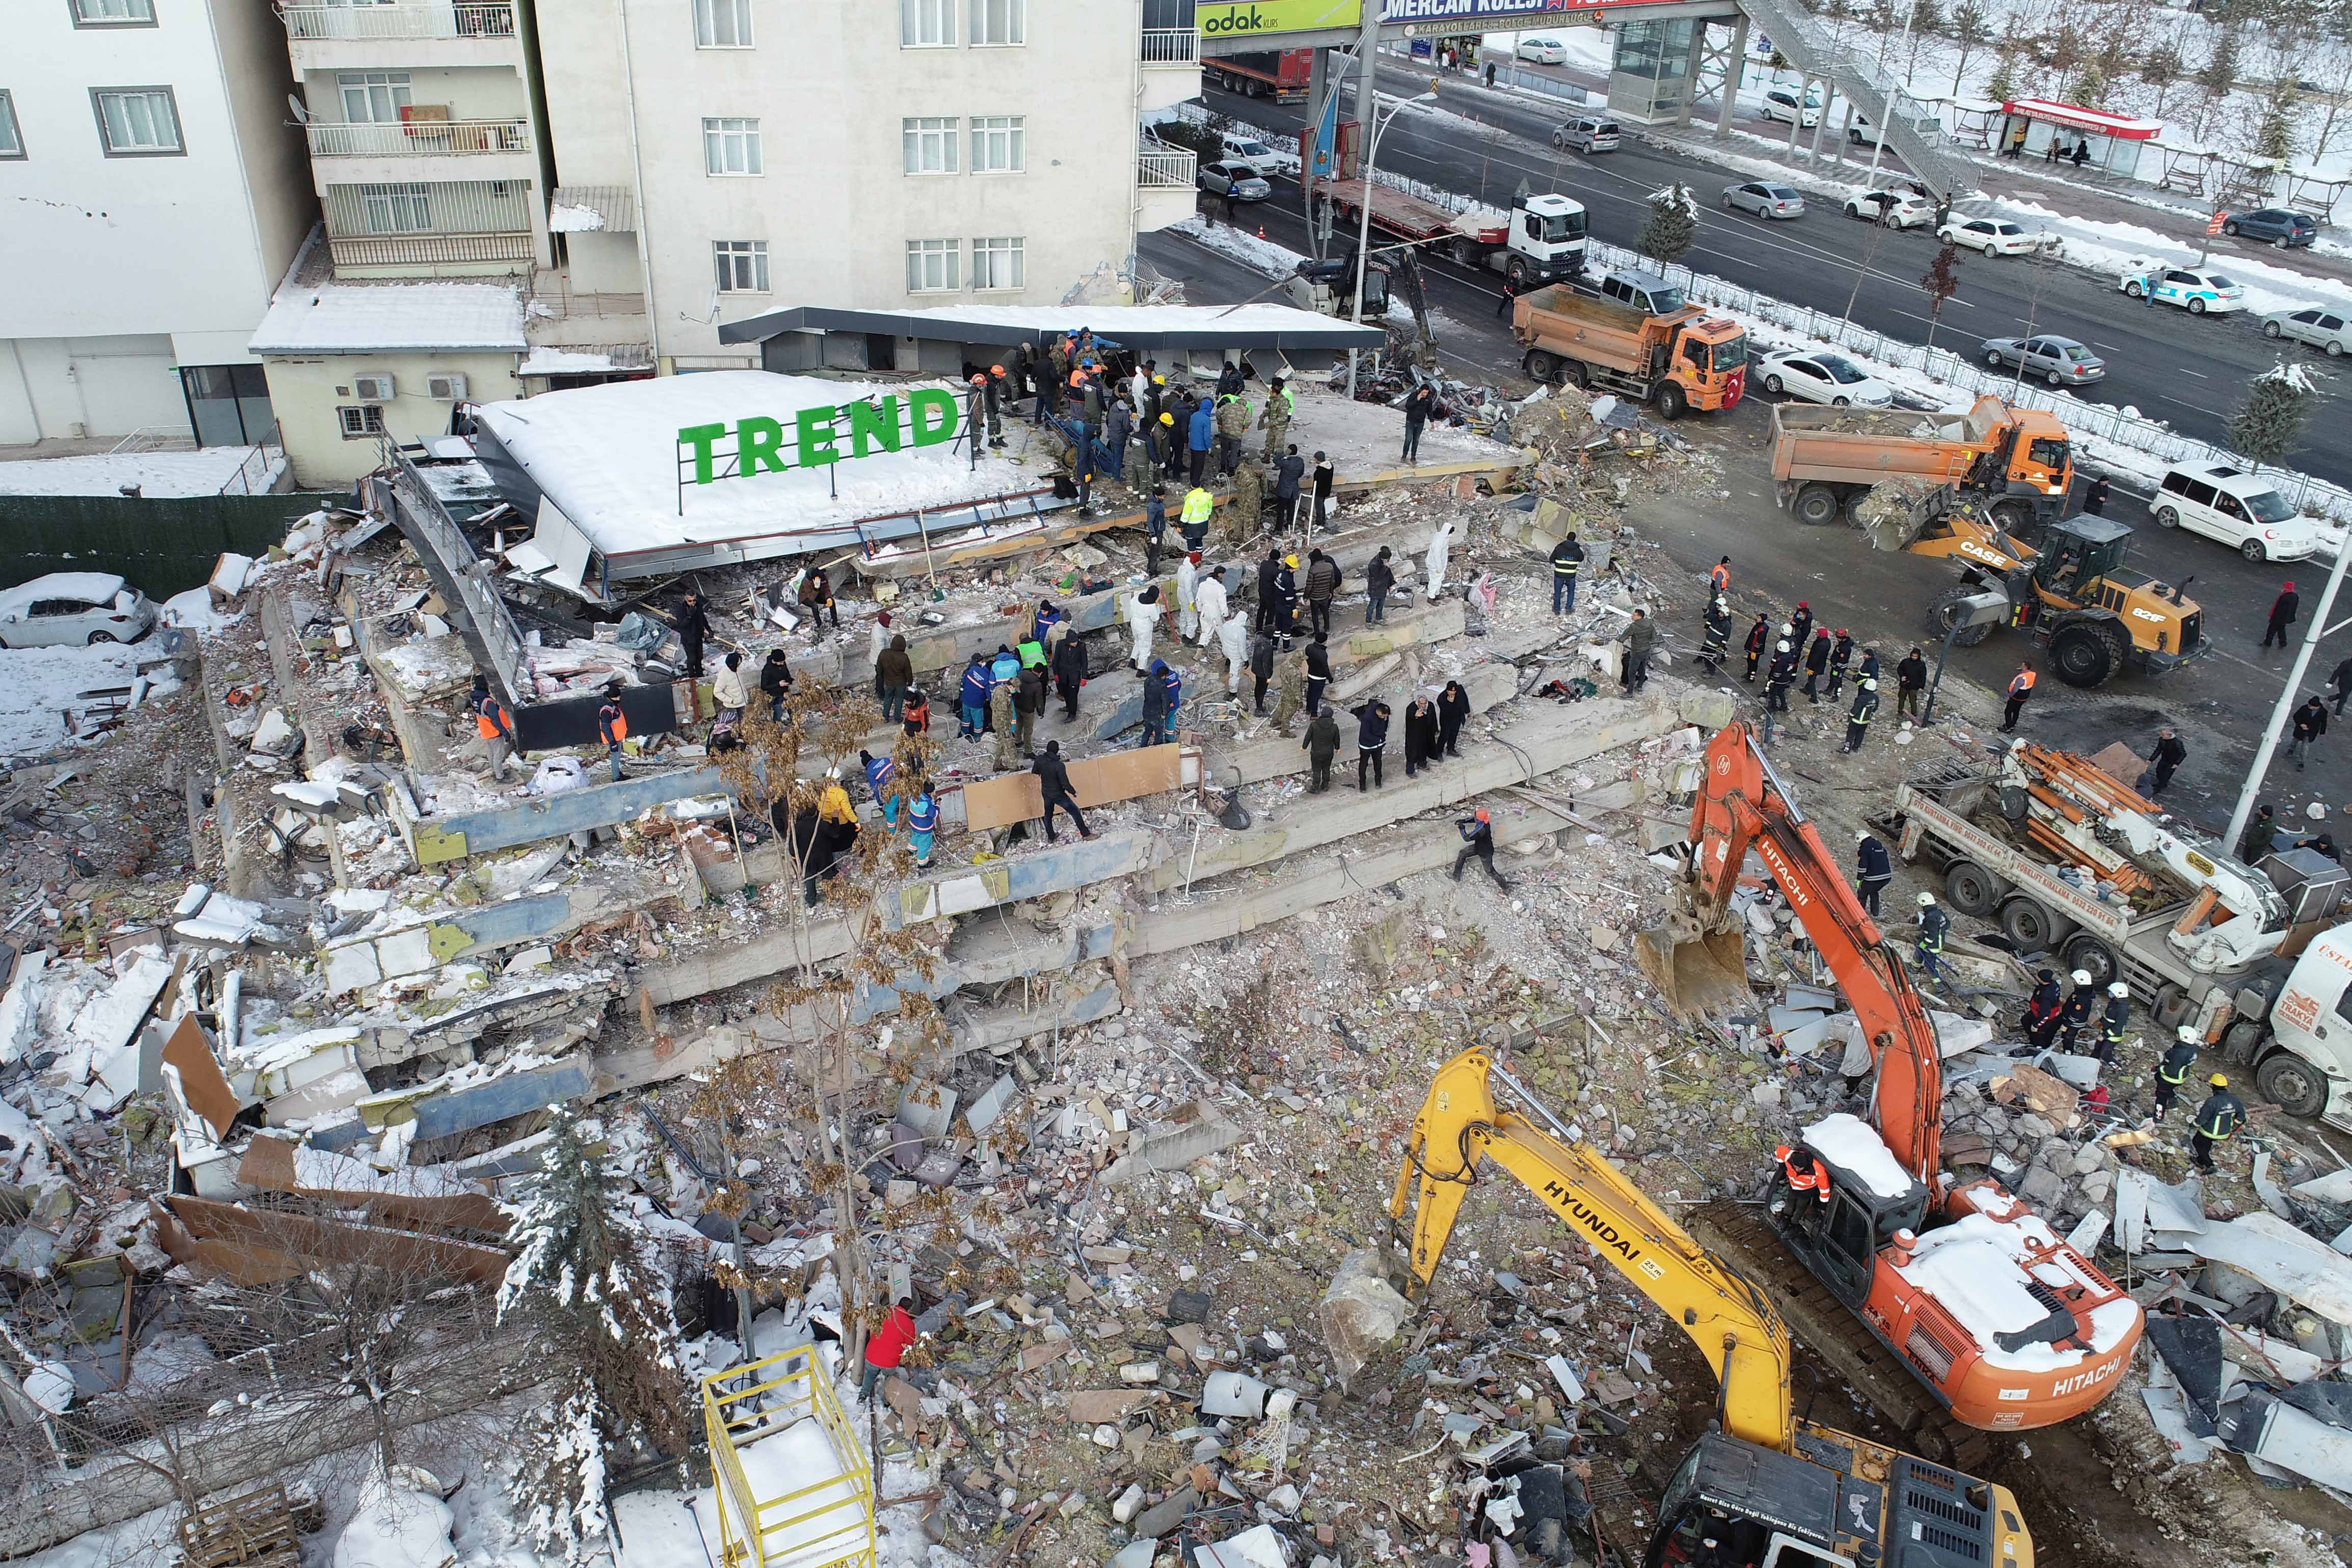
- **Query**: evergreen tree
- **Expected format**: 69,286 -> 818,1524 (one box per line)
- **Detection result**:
1639,185 -> 1697,267
2226,362 -> 2319,467
2138,40 -> 2185,120
1984,49 -> 2021,105
1947,0 -> 1991,93
498,1109 -> 692,1563
2253,80 -> 2301,163
2198,24 -> 2242,99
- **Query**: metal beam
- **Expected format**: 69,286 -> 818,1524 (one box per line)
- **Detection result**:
407,766 -> 731,863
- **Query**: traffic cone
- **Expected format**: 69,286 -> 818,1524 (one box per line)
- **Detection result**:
1257,225 -> 1266,240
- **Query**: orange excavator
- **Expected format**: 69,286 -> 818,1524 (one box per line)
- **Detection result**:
1639,722 -> 2142,1436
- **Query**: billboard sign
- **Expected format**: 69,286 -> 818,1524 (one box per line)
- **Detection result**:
1382,0 -> 1580,20
677,389 -> 962,486
1197,0 -> 1363,38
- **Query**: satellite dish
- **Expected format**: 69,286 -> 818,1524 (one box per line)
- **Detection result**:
287,93 -> 311,123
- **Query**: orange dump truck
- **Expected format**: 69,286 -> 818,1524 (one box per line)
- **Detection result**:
1510,286 -> 1748,419
1768,394 -> 2074,529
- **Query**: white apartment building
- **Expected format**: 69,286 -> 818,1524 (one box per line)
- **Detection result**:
534,0 -> 1201,373
0,0 -> 314,448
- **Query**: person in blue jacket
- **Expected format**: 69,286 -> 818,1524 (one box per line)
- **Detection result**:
1187,399 -> 1215,489
907,784 -> 937,867
1160,660 -> 1182,731
958,653 -> 992,738
860,748 -> 899,827
989,643 -> 1021,686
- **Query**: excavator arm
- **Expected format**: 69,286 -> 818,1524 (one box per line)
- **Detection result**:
1390,1048 -> 1795,1453
1646,723 -> 1944,1181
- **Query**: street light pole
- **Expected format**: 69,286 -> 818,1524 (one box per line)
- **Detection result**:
1347,81 -> 1440,399
2225,531 -> 2352,855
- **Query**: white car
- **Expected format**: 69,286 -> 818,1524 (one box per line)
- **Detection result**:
2154,462 -> 2324,561
1937,217 -> 2038,256
1515,36 -> 1568,64
1844,190 -> 1935,229
0,572 -> 159,648
2120,264 -> 2248,315
1760,87 -> 1824,128
1219,133 -> 1297,179
1756,349 -> 1894,408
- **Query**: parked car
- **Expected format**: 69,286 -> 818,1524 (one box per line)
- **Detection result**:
1756,348 -> 1894,407
2119,265 -> 2247,314
1723,181 -> 1805,219
1219,133 -> 1297,179
2222,208 -> 2318,249
1937,217 -> 2038,255
1551,115 -> 1620,153
2153,462 -> 2325,561
1589,268 -> 1685,316
1759,86 -> 1823,128
1197,162 -> 1272,202
2262,305 -> 2352,357
0,572 -> 158,648
1516,36 -> 1568,64
1979,334 -> 2106,387
1844,190 -> 1935,228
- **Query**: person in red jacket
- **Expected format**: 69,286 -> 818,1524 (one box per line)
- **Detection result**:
859,1297 -> 919,1400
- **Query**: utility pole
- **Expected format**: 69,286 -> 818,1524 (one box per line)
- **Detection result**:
2226,535 -> 2352,854
1344,0 -> 1382,398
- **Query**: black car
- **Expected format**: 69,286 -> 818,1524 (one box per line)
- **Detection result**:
2222,208 -> 2318,249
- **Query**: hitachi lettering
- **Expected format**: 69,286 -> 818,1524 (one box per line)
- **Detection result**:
1542,1180 -> 1643,1266
2049,1360 -> 2119,1398
678,388 -> 960,485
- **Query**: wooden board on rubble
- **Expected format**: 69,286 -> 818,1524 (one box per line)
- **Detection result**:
158,1194 -> 511,1286
962,744 -> 1188,832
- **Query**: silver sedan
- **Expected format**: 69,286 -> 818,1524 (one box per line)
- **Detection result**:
1979,334 -> 2106,387
1722,181 -> 1805,220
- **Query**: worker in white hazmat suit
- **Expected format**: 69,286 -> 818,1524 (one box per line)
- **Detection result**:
1194,565 -> 1229,646
1125,584 -> 1160,673
1218,608 -> 1251,694
1176,554 -> 1200,642
1425,520 -> 1454,601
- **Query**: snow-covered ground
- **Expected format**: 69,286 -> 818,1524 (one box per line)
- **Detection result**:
0,446 -> 285,499
0,641 -> 171,760
1981,197 -> 2352,319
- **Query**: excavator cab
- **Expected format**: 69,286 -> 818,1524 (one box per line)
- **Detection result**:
2024,514 -> 2205,686
1767,1128 -> 1931,1311
1646,1434 -> 2016,1568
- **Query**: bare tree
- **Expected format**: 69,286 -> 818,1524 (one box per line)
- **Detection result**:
1920,239 -> 1964,351
1946,0 -> 1991,93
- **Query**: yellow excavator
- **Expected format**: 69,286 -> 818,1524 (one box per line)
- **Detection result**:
1381,1047 -> 2033,1568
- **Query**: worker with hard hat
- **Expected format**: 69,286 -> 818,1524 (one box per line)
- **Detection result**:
1854,828 -> 1892,918
2094,980 -> 2131,1066
1839,674 -> 1879,754
2057,969 -> 2097,1055
2154,1025 -> 2201,1122
2194,1073 -> 2246,1172
1913,891 -> 1950,985
1770,1145 -> 1832,1237
2022,967 -> 2064,1052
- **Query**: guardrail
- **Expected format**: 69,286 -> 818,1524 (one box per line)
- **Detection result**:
219,428 -> 287,497
328,232 -> 534,268
382,445 -> 530,706
701,1348 -> 873,1568
1583,235 -> 2352,522
307,119 -> 530,157
1141,26 -> 1198,65
1138,146 -> 1197,189
281,2 -> 517,40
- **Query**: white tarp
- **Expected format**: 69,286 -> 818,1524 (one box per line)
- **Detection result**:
2187,1213 -> 2352,1324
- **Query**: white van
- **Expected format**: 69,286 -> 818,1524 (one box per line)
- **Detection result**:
1220,132 -> 1298,178
2154,462 -> 2324,561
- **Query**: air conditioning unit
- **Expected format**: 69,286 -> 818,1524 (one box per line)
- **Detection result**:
352,373 -> 396,403
425,372 -> 469,401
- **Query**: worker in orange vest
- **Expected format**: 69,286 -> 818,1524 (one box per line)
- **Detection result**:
1709,556 -> 1731,596
1771,1145 -> 1831,1236
467,673 -> 522,781
597,687 -> 629,781
1999,663 -> 2036,733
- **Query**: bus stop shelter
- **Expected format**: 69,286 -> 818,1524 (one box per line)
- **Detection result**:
1995,99 -> 2162,180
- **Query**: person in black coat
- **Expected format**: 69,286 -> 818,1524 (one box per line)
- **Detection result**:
1854,830 -> 1892,917
2023,969 -> 2064,1051
1802,630 -> 1832,703
2332,654 -> 2352,716
1452,809 -> 1510,889
2081,475 -> 2110,516
1050,629 -> 1089,721
2265,581 -> 2301,649
2292,694 -> 2329,769
1351,697 -> 1391,790
1742,615 -> 1770,683
1436,680 -> 1471,757
1365,547 -> 1396,624
1403,694 -> 1440,777
2139,726 -> 2186,796
1255,548 -> 1283,636
1896,646 -> 1928,719
1401,383 -> 1438,464
674,588 -> 711,679
1033,741 -> 1092,841
1248,628 -> 1275,716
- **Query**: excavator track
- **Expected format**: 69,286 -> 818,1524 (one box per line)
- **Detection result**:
1688,1201 -> 1998,1475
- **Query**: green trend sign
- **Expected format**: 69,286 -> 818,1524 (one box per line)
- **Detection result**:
677,387 -> 962,486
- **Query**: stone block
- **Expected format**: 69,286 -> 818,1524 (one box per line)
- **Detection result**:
1104,1105 -> 1240,1184
1677,687 -> 1738,729
898,1083 -> 958,1139
1131,1487 -> 1200,1540
2017,1165 -> 2066,1209
321,940 -> 383,995
1112,1483 -> 1146,1524
376,925 -> 436,980
1317,1248 -> 1412,1389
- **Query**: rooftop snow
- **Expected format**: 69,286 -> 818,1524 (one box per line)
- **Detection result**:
475,370 -> 1045,561
0,447 -> 284,498
716,299 -> 1384,351
249,280 -> 525,354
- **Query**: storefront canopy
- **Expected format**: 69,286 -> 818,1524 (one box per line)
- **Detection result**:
2000,99 -> 2163,141
717,301 -> 1386,353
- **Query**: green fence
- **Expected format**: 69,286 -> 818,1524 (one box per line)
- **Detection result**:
0,491 -> 341,599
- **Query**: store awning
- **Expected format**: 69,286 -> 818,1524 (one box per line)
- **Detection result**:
2000,99 -> 2163,141
717,301 -> 1386,352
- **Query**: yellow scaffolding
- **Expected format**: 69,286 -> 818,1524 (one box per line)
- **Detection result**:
701,1347 -> 877,1568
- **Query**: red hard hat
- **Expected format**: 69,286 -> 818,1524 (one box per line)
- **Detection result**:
1475,809 -> 1490,822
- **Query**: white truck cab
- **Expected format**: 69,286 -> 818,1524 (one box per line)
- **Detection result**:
1508,193 -> 1588,279
2257,926 -> 2352,1126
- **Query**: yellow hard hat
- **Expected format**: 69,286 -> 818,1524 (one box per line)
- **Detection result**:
1159,413 -> 1174,424
1285,554 -> 1300,567
2210,1073 -> 2229,1087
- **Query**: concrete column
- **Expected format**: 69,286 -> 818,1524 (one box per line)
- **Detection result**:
1715,15 -> 1749,141
1832,101 -> 1854,167
1786,80 -> 1806,155
1809,86 -> 1835,159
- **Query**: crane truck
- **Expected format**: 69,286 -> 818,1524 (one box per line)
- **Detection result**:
1641,723 -> 2142,1444
1366,1046 -> 2037,1568
1889,742 -> 2352,1121
1512,287 -> 1749,419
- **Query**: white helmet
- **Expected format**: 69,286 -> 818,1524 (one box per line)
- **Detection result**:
1916,891 -> 1935,906
1777,639 -> 1791,653
2177,1024 -> 2200,1044
2108,981 -> 2129,997
1857,827 -> 1872,841
2071,969 -> 2092,986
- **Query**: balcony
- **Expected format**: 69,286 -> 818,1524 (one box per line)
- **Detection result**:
282,2 -> 516,40
1136,145 -> 1196,234
1139,27 -> 1201,116
307,119 -> 529,156
328,231 -> 534,273
323,177 -> 540,275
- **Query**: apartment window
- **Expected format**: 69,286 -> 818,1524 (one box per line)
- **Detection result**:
972,235 -> 1023,291
968,0 -> 1023,44
714,239 -> 769,293
906,238 -> 960,293
338,72 -> 413,124
703,117 -> 762,175
339,405 -> 388,439
91,88 -> 182,156
902,117 -> 958,175
0,93 -> 21,160
900,0 -> 953,47
694,0 -> 752,47
69,0 -> 156,26
360,182 -> 432,232
970,115 -> 1023,173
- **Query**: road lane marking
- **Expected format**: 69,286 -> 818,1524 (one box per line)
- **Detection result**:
2177,367 -> 2209,378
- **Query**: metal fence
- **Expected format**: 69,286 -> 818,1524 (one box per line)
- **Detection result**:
1141,26 -> 1198,65
218,429 -> 287,498
1583,235 -> 2352,523
306,119 -> 530,157
1138,146 -> 1197,189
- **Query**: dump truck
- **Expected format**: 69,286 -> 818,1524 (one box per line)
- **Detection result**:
1891,751 -> 2352,1120
1510,285 -> 1748,419
1769,394 -> 2073,533
1305,146 -> 1586,283
1204,48 -> 1312,101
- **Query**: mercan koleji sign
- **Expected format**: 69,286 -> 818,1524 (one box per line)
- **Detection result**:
1382,0 -> 1577,18
1197,0 -> 1364,38
677,387 -> 962,485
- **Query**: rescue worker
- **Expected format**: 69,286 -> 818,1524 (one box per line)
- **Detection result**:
1550,531 -> 1584,615
1050,621 -> 1089,721
2193,1073 -> 2245,1172
1709,557 -> 1732,596
2023,968 -> 2064,1051
2000,663 -> 2036,732
2153,1025 -> 2199,1121
1825,629 -> 1854,702
1013,659 -> 1045,759
1771,1146 -> 1831,1235
1176,552 -> 1201,642
1230,458 -> 1266,539
1452,808 -> 1510,888
901,689 -> 930,737
1425,519 -> 1454,600
2095,980 -> 2131,1067
860,748 -> 899,826
1181,483 -> 1215,551
2057,968 -> 2097,1053
1273,554 -> 1301,650
1766,638 -> 1797,713
1258,375 -> 1294,459
1213,390 -> 1252,477
1854,829 -> 1892,917
1699,594 -> 1731,674
469,676 -> 521,781
1218,606 -> 1251,697
984,363 -> 1009,447
1125,583 -> 1161,673
597,687 -> 629,782
958,652 -> 992,739
1840,676 -> 1878,754
1194,559 -> 1229,645
1301,704 -> 1341,793
1743,614 -> 1770,683
907,783 -> 938,868
1913,890 -> 1950,985
1255,547 -> 1283,637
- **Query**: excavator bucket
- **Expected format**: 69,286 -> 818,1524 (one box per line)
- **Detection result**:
1635,921 -> 1752,1019
1852,476 -> 1944,553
